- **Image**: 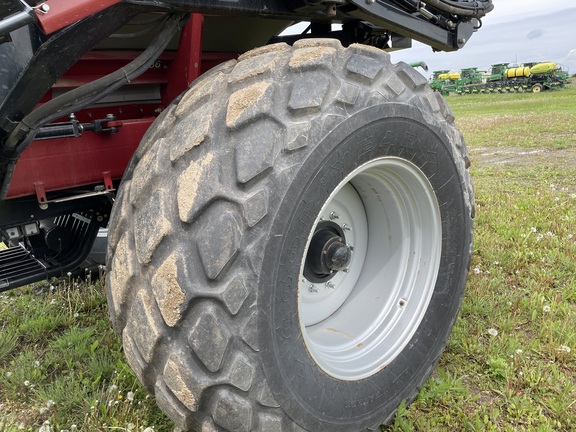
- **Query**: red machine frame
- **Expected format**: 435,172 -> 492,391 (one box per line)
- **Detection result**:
7,14 -> 235,200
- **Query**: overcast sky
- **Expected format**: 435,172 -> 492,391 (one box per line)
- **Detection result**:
391,1 -> 576,77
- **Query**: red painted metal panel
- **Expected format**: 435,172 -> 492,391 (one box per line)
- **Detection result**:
52,51 -> 177,89
164,14 -> 205,103
36,0 -> 122,35
6,119 -> 154,199
7,12 -> 243,200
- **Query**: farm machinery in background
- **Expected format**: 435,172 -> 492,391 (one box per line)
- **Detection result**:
431,61 -> 569,95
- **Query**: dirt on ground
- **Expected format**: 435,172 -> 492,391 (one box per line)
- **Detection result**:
469,146 -> 576,169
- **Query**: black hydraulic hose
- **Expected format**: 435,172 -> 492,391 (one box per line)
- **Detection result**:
0,12 -> 188,199
422,0 -> 494,18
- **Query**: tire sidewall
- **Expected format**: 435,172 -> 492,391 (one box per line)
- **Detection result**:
258,103 -> 472,431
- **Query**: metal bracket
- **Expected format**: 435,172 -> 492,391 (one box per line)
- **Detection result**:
345,0 -> 460,51
33,181 -> 48,209
32,173 -> 115,210
103,171 -> 114,191
0,0 -> 37,44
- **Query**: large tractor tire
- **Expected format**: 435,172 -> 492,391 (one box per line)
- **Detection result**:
106,39 -> 474,431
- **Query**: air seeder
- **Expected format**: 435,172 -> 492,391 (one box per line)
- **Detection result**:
432,61 -> 569,95
0,1 -> 492,430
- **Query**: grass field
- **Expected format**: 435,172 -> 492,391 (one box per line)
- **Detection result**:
386,82 -> 576,431
1,83 -> 575,432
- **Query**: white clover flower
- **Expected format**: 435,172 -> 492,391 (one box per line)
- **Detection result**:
39,407 -> 47,414
550,184 -> 555,189
18,424 -> 25,430
34,360 -> 40,368
108,384 -> 118,393
49,285 -> 55,291
71,425 -> 77,430
73,313 -> 79,318
543,305 -> 551,313
571,194 -> 576,199
488,328 -> 498,337
24,380 -> 30,387
558,345 -> 571,353
519,371 -> 524,376
531,227 -> 537,233
143,428 -> 155,432
39,424 -> 51,432
6,372 -> 12,378
50,299 -> 57,305
127,391 -> 135,402
473,267 -> 481,275
67,272 -> 72,277
515,349 -> 523,354
46,400 -> 55,409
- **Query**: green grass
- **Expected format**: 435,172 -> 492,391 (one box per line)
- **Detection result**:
0,276 -> 174,432
384,81 -> 576,431
1,83 -> 575,431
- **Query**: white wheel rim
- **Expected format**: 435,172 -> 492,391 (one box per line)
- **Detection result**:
298,157 -> 442,380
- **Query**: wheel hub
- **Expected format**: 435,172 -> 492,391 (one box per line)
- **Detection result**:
298,157 -> 442,380
304,221 -> 351,282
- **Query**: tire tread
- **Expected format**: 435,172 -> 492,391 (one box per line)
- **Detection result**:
106,38 -> 474,432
